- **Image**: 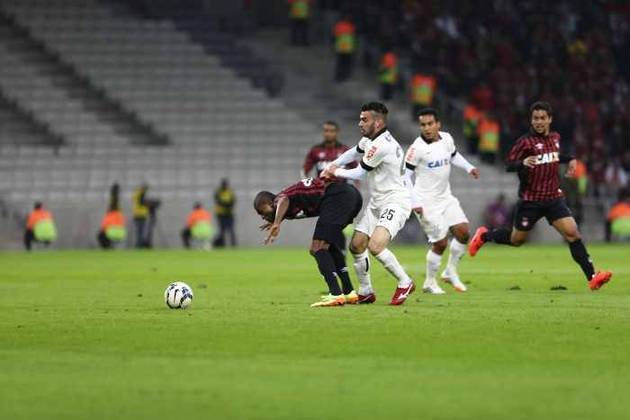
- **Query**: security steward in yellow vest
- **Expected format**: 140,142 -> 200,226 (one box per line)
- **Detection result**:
379,51 -> 398,100
333,18 -> 356,82
214,178 -> 237,247
132,184 -> 149,248
288,0 -> 310,46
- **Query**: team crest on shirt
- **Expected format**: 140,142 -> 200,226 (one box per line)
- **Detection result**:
521,217 -> 529,227
318,152 -> 326,159
535,143 -> 543,150
366,146 -> 378,160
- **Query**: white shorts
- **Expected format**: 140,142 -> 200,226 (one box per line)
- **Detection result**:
415,196 -> 468,243
355,203 -> 411,239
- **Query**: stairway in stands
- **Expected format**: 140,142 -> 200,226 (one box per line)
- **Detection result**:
0,9 -> 168,146
0,0 -> 327,248
0,92 -> 63,147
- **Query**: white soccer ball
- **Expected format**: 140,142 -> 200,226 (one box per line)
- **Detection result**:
164,282 -> 194,309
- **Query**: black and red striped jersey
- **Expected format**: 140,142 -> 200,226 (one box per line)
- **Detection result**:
506,130 -> 573,201
275,178 -> 327,219
302,142 -> 357,180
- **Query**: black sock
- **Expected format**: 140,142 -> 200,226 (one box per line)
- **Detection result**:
568,239 -> 595,280
313,250 -> 342,295
329,244 -> 354,295
482,227 -> 512,245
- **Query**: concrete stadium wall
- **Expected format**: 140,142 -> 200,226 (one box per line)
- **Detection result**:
0,175 -> 575,251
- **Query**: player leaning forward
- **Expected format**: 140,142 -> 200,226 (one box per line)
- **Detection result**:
404,108 -> 480,294
322,102 -> 415,305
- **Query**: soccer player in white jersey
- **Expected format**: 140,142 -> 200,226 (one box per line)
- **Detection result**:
321,102 -> 415,305
404,108 -> 480,294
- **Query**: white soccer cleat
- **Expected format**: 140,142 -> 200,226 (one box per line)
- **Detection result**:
422,284 -> 446,294
441,268 -> 467,292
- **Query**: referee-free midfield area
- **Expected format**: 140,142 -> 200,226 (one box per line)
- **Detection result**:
0,244 -> 627,419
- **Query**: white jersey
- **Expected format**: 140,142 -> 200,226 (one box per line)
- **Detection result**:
405,131 -> 457,204
357,130 -> 410,210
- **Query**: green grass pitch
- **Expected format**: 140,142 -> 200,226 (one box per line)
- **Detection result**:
0,244 -> 628,419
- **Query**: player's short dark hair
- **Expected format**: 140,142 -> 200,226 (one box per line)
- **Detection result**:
361,102 -> 388,120
253,191 -> 275,210
323,120 -> 339,129
34,201 -> 42,210
417,107 -> 440,121
530,101 -> 553,117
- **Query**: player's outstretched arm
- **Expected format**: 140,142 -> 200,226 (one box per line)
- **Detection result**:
330,146 -> 362,168
333,165 -> 368,181
264,195 -> 290,245
451,152 -> 479,178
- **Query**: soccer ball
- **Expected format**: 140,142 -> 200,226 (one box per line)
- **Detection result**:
164,282 -> 194,309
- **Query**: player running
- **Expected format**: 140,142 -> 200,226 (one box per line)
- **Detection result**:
254,177 -> 363,307
322,102 -> 414,305
404,108 -> 480,294
469,101 -> 613,290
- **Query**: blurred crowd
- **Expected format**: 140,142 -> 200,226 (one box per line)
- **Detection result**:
290,0 -> 629,199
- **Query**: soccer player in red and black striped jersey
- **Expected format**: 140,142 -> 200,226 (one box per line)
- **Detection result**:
301,121 -> 357,179
253,177 -> 363,306
469,101 -> 612,290
301,121 -> 358,261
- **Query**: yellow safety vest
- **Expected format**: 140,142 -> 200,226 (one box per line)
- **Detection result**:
411,75 -> 436,106
334,21 -> 356,54
478,119 -> 500,153
132,188 -> 149,218
463,105 -> 482,139
289,0 -> 309,19
379,52 -> 398,85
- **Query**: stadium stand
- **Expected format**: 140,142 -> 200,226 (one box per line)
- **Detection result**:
1,0 -> 626,248
0,0 -> 320,248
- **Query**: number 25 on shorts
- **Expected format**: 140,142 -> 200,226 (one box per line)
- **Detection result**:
380,209 -> 395,221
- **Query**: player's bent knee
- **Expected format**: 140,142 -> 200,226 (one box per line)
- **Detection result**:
432,239 -> 447,254
349,235 -> 368,255
451,224 -> 470,243
458,232 -> 470,243
349,244 -> 364,255
310,240 -> 330,255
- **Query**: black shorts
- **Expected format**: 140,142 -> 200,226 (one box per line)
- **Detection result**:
513,198 -> 572,231
313,183 -> 363,248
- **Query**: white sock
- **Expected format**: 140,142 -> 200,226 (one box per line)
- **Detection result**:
375,248 -> 412,288
352,250 -> 373,295
446,239 -> 467,272
425,250 -> 442,287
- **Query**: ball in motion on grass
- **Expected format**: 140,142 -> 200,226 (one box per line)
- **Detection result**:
164,282 -> 194,309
